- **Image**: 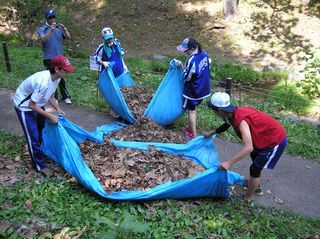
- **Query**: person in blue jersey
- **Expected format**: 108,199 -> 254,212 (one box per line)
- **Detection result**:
175,38 -> 211,139
37,8 -> 72,104
95,27 -> 128,77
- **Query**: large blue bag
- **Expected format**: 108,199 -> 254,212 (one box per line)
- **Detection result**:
144,60 -> 185,126
99,68 -> 136,123
99,60 -> 185,126
116,71 -> 135,87
41,117 -> 243,200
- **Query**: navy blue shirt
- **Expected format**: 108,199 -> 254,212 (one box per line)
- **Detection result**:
183,50 -> 211,100
38,23 -> 65,60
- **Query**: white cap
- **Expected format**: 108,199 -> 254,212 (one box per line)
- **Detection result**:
101,27 -> 114,40
208,92 -> 236,112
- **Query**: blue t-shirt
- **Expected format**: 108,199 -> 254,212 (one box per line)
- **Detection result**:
37,24 -> 65,60
183,50 -> 211,100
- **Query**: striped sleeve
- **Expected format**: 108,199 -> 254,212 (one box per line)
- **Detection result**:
94,44 -> 104,63
183,56 -> 196,82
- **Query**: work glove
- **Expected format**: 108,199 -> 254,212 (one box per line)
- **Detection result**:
123,64 -> 129,72
173,59 -> 183,68
101,61 -> 110,68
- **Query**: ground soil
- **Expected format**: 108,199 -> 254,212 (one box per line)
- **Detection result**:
1,0 -> 319,69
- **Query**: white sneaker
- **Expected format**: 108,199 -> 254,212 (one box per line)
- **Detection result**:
64,98 -> 72,104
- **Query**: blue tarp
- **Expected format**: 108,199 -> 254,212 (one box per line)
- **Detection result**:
41,117 -> 243,200
144,60 -> 185,126
99,60 -> 186,126
116,71 -> 135,87
99,68 -> 136,123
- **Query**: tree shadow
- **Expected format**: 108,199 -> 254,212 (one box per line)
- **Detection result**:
246,0 -> 314,65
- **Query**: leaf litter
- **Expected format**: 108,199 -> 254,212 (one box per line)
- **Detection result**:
81,84 -> 205,193
80,140 -> 205,193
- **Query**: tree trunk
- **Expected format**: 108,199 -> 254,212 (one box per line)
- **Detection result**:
224,0 -> 238,19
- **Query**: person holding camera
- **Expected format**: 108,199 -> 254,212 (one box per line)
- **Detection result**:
38,8 -> 72,104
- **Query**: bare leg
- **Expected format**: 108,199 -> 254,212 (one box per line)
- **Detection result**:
188,110 -> 197,136
244,176 -> 260,202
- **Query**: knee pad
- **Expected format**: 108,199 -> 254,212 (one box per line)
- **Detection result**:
250,164 -> 262,178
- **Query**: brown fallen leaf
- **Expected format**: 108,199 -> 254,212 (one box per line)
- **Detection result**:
24,199 -> 33,209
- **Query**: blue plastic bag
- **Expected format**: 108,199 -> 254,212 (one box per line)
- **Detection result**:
99,68 -> 136,123
41,118 -> 243,200
99,60 -> 186,126
144,60 -> 185,126
116,71 -> 135,87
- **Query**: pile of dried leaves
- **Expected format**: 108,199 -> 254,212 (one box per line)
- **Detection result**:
80,140 -> 205,193
108,116 -> 185,144
120,85 -> 153,118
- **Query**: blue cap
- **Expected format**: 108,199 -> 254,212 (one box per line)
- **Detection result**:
45,8 -> 56,18
176,38 -> 198,52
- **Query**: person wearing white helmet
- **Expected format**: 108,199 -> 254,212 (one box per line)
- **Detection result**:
205,92 -> 287,202
94,27 -> 128,77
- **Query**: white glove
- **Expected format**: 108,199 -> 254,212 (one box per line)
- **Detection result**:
173,59 -> 183,68
101,61 -> 110,68
123,64 -> 128,72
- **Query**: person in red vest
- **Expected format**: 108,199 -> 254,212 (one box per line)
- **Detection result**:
205,92 -> 287,202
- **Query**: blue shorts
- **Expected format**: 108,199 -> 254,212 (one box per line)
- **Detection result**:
250,136 -> 287,169
183,98 -> 203,111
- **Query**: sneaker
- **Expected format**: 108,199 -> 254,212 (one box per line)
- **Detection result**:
185,131 -> 196,139
255,188 -> 264,196
182,127 -> 192,133
64,98 -> 72,104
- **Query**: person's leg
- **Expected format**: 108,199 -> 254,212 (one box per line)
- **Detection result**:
245,176 -> 261,202
188,109 -> 197,136
59,78 -> 71,102
250,150 -> 263,194
14,107 -> 46,171
245,163 -> 263,202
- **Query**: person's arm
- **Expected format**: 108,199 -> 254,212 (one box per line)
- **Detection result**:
122,59 -> 128,71
204,122 -> 231,138
49,94 -> 65,115
28,99 -> 59,124
39,25 -> 55,43
220,120 -> 253,170
58,23 -> 71,39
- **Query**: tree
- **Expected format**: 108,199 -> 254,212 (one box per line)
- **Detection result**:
223,0 -> 239,19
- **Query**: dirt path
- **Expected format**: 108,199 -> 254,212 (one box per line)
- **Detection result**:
1,88 -> 319,218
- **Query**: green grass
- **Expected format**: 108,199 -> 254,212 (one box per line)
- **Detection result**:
1,179 -> 319,239
0,129 -> 25,158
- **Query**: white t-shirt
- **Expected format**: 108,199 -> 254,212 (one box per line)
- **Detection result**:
13,70 -> 60,111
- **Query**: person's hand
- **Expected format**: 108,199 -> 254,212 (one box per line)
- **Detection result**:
57,108 -> 65,115
49,24 -> 55,32
219,161 -> 231,171
173,59 -> 183,68
49,114 -> 59,124
203,131 -> 214,138
101,61 -> 110,68
123,64 -> 128,72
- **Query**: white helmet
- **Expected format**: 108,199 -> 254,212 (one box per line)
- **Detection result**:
101,27 -> 114,40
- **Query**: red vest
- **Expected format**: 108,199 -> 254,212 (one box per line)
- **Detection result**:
229,107 -> 286,149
